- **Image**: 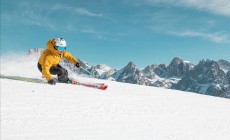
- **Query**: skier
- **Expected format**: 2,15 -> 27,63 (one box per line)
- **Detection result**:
37,38 -> 80,85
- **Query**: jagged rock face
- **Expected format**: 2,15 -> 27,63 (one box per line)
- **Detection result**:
206,84 -> 224,97
99,69 -> 116,79
168,57 -> 192,77
112,62 -> 146,85
175,59 -> 229,96
154,64 -> 168,77
114,62 -> 136,82
95,64 -> 105,69
224,86 -> 230,98
227,71 -> 230,83
124,61 -> 136,73
193,60 -> 227,84
149,80 -> 165,87
91,64 -> 115,79
142,65 -> 156,79
218,59 -> 230,72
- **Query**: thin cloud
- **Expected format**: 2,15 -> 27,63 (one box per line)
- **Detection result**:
168,30 -> 230,43
80,27 -> 118,41
3,9 -> 68,32
2,2 -> 104,31
81,27 -> 102,35
51,4 -> 104,18
74,8 -> 103,17
144,0 -> 230,16
145,7 -> 230,44
80,27 -> 108,40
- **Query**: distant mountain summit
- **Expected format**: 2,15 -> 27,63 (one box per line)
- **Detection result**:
168,57 -> 193,77
111,61 -> 146,85
28,48 -> 44,55
28,48 -> 230,99
218,59 -> 230,72
175,59 -> 229,97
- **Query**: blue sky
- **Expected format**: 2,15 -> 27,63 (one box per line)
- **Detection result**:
1,0 -> 230,69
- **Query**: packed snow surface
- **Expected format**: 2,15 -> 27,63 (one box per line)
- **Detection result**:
1,54 -> 230,140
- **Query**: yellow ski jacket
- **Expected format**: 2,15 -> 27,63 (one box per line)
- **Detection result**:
38,38 -> 78,81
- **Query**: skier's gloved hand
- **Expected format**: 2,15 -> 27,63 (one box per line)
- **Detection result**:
75,62 -> 81,68
48,79 -> 56,85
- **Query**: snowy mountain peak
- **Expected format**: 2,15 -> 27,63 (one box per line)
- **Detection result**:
195,59 -> 226,81
218,59 -> 230,73
175,59 -> 229,97
142,65 -> 156,79
28,48 -> 44,55
109,61 -> 148,84
168,57 -> 192,77
92,64 -> 114,79
170,57 -> 183,64
95,64 -> 110,70
125,61 -> 136,69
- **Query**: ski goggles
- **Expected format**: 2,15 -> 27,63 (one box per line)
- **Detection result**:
57,46 -> 66,51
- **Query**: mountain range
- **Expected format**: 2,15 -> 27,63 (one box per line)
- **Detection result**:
29,48 -> 230,99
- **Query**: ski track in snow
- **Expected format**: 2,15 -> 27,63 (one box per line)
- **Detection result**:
1,54 -> 230,140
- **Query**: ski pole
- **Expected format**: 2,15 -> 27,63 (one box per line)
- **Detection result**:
80,66 -> 94,77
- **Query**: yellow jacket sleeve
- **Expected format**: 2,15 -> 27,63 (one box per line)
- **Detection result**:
63,51 -> 78,64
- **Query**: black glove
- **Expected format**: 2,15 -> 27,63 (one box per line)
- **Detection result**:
75,62 -> 81,68
48,79 -> 56,85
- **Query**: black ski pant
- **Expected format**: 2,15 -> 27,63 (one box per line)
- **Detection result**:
37,63 -> 69,83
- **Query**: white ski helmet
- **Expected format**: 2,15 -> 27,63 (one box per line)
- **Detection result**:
54,38 -> 67,47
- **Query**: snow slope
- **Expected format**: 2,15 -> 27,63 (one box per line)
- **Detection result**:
1,54 -> 230,140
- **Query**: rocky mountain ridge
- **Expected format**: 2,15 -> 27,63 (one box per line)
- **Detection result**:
29,48 -> 230,99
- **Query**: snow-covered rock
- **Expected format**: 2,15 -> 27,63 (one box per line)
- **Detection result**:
227,71 -> 230,83
111,61 -> 147,85
168,57 -> 192,77
175,59 -> 230,98
218,59 -> 230,73
28,48 -> 44,55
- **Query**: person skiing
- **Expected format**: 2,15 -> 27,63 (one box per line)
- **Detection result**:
37,38 -> 80,85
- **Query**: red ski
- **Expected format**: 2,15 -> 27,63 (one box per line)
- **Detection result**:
77,82 -> 108,90
71,79 -> 108,90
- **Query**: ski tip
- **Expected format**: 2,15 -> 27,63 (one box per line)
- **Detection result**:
100,85 -> 108,90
